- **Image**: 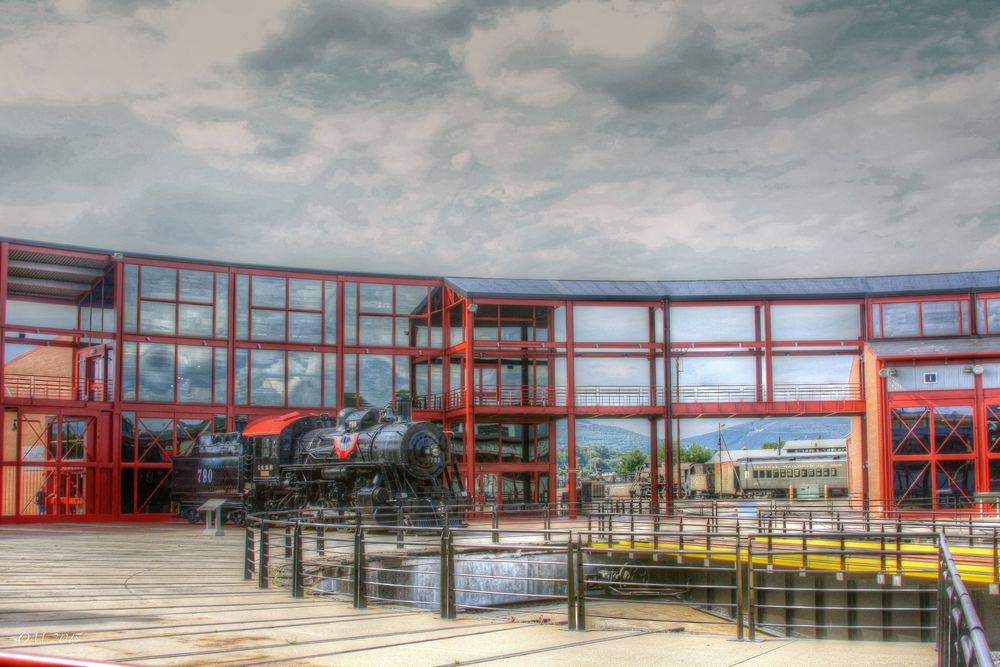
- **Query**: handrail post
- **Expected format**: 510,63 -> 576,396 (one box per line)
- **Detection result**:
576,545 -> 587,631
316,524 -> 325,557
291,521 -> 304,598
258,522 -> 270,589
747,538 -> 756,641
243,524 -> 255,581
440,527 -> 456,619
736,537 -> 745,641
397,506 -> 405,549
566,542 -> 578,630
492,505 -> 499,544
544,505 -> 551,542
352,525 -> 367,609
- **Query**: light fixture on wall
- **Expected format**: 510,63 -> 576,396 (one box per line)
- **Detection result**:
972,365 -> 985,375
467,303 -> 478,314
878,368 -> 897,378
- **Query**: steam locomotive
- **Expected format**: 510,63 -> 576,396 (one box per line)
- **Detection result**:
171,405 -> 468,525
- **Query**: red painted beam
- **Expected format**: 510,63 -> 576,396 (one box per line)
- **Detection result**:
0,651 -> 134,667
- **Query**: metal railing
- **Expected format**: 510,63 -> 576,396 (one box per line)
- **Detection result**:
672,383 -> 861,403
242,506 -> 996,661
413,383 -> 862,410
937,535 -> 993,667
3,374 -> 113,401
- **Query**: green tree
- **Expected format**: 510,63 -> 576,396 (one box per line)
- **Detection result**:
761,441 -> 780,450
679,443 -> 713,464
616,449 -> 648,476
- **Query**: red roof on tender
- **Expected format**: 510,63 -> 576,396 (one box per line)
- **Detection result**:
242,412 -> 303,437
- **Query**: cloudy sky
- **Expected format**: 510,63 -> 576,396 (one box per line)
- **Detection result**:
0,0 -> 998,280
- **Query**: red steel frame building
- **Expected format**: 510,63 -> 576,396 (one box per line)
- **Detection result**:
2,237 -> 1000,522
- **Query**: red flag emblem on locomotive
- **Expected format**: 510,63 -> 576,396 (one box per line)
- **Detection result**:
335,433 -> 359,459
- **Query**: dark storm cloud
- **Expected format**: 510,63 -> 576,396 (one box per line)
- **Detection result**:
0,103 -> 172,201
583,26 -> 728,108
240,0 -> 566,83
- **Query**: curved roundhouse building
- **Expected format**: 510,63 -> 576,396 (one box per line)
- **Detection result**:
2,236 -> 998,520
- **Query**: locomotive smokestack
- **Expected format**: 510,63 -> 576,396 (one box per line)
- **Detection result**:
396,396 -> 412,422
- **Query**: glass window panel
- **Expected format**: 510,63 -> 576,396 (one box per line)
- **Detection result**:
288,311 -> 322,343
138,417 -> 173,464
880,302 -> 919,337
251,309 -> 286,341
214,348 -> 227,404
670,306 -> 756,342
474,318 -> 497,341
395,285 -> 427,315
359,316 -> 393,346
674,356 -> 757,388
574,357 -> 648,386
891,407 -> 931,456
934,406 -> 974,455
921,300 -> 961,336
770,304 -> 860,341
124,264 -> 138,332
984,298 -> 1000,335
413,323 -> 430,348
250,349 -> 285,406
430,316 -> 443,348
359,354 -> 392,407
288,351 -> 321,407
324,281 -> 337,344
431,363 -> 443,395
177,419 -> 210,455
574,306 -> 649,342
234,349 -> 248,405
871,304 -> 881,337
214,273 -> 229,338
474,422 -> 500,462
771,356 -> 855,385
136,467 -> 171,513
360,283 -> 393,313
120,468 -> 135,513
936,460 -> 975,507
140,266 -> 176,300
990,460 -> 1000,492
5,300 -> 78,329
414,362 -> 429,398
177,345 -> 212,403
138,342 -> 175,402
235,274 -> 249,339
139,300 -> 176,335
80,305 -> 91,332
345,283 -> 358,345
178,304 -> 213,338
122,341 -> 137,401
395,355 -> 410,401
252,276 -> 286,308
323,353 -> 337,408
120,412 -> 135,462
395,317 -> 412,347
449,305 -> 464,346
289,278 -> 322,310
179,270 -> 213,303
344,354 -> 358,407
